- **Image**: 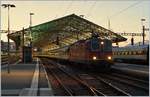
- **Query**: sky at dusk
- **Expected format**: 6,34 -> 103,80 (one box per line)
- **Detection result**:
1,0 -> 150,46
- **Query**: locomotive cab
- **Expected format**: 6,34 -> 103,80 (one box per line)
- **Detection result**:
68,33 -> 113,70
89,37 -> 113,67
90,38 -> 112,59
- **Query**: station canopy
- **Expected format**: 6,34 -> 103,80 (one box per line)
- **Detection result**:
9,14 -> 127,51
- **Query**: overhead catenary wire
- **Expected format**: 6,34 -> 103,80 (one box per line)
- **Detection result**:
110,1 -> 143,18
86,1 -> 97,18
99,1 -> 143,23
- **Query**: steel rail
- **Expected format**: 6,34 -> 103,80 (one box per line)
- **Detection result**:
96,76 -> 131,96
46,65 -> 100,96
111,73 -> 149,84
1,56 -> 8,65
99,74 -> 149,91
48,69 -> 73,96
56,65 -> 105,96
77,73 -> 130,96
43,60 -> 105,96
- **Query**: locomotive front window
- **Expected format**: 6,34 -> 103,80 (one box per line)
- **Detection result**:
103,39 -> 112,52
91,38 -> 100,51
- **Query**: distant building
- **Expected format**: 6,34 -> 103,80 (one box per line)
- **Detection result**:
1,41 -> 16,52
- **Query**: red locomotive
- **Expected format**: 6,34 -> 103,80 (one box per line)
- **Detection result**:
37,33 -> 113,70
68,34 -> 113,70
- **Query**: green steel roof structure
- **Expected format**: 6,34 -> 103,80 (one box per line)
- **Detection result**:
9,14 -> 127,51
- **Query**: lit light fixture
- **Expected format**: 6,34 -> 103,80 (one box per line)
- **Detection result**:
33,48 -> 37,51
101,41 -> 104,45
93,56 -> 97,60
107,56 -> 112,60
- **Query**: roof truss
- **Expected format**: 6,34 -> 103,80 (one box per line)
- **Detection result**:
9,14 -> 127,51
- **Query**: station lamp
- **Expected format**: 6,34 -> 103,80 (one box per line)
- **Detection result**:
1,4 -> 16,73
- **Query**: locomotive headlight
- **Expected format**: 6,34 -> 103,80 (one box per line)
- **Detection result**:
107,56 -> 112,60
93,56 -> 97,60
101,41 -> 104,45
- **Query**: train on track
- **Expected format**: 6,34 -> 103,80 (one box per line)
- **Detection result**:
113,45 -> 149,65
38,33 -> 113,70
68,34 -> 113,69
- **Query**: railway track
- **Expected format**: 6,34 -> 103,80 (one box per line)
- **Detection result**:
62,64 -> 149,96
94,73 -> 149,96
110,73 -> 149,89
41,59 -> 129,96
44,63 -> 104,96
77,74 -> 130,96
1,54 -> 21,66
98,73 -> 149,91
1,55 -> 8,65
40,58 -> 149,96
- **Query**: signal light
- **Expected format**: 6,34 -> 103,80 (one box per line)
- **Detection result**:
93,56 -> 97,60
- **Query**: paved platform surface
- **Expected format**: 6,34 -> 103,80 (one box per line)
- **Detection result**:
1,60 -> 53,96
112,63 -> 149,79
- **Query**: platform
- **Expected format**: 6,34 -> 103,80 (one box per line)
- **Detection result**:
1,59 -> 53,96
112,63 -> 149,79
